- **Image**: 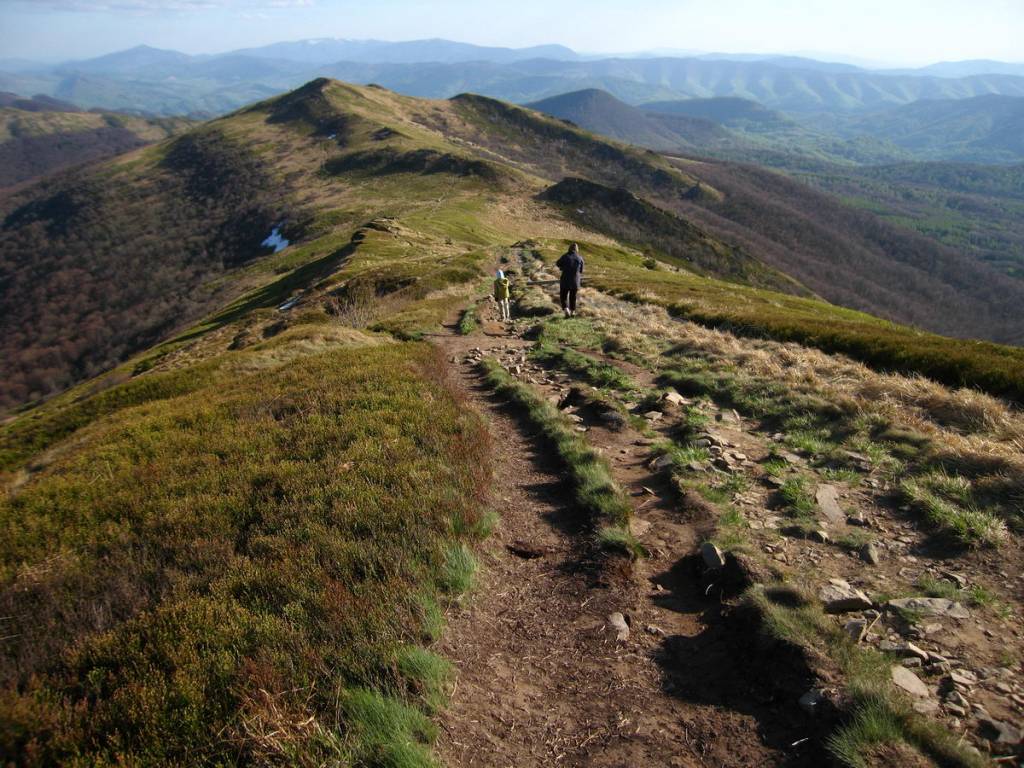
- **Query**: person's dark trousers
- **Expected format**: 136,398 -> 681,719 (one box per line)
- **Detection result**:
560,285 -> 578,313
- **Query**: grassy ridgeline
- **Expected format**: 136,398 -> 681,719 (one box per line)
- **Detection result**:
0,340 -> 490,766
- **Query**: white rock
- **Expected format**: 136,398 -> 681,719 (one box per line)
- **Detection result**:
892,666 -> 930,698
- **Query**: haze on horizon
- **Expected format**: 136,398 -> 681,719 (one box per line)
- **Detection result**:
0,0 -> 1022,67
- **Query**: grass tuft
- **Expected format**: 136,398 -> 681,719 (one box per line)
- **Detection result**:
902,471 -> 1008,547
479,358 -> 638,557
341,688 -> 438,768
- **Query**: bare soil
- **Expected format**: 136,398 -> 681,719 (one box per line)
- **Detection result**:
430,301 -> 826,767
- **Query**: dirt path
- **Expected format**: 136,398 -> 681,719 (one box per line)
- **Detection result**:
430,298 -> 820,767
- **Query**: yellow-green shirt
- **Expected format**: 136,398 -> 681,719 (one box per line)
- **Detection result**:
493,277 -> 510,301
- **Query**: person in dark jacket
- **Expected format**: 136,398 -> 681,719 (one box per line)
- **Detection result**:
555,242 -> 584,318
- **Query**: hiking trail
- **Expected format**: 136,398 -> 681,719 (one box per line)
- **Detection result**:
428,263 -> 822,767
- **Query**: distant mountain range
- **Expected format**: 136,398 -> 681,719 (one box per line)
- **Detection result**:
1,40 -> 1023,120
531,88 -> 1024,165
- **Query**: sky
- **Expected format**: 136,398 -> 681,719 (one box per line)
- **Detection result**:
0,0 -> 1022,66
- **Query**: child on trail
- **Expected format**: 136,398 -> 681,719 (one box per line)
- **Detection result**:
494,269 -> 511,322
556,242 -> 584,318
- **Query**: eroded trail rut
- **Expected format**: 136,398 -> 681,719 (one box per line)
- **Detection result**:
431,310 -> 816,767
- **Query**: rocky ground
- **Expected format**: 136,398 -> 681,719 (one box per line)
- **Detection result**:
430,248 -> 1023,766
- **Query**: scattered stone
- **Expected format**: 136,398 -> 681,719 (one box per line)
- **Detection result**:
891,666 -> 930,698
645,624 -> 665,636
949,669 -> 978,689
842,450 -> 872,470
809,530 -> 830,543
662,390 -> 688,406
701,542 -> 726,570
643,411 -> 664,422
977,717 -> 1023,748
815,485 -> 846,525
701,432 -> 726,447
945,690 -> 970,709
887,597 -> 970,620
923,623 -> 943,635
844,618 -> 868,642
945,703 -> 968,718
693,438 -> 712,448
799,689 -> 827,715
912,698 -> 940,715
607,612 -> 630,642
765,476 -> 786,488
880,640 -> 929,661
901,658 -> 923,668
820,579 -> 873,614
648,454 -> 675,471
847,512 -> 869,527
778,450 -> 802,464
860,542 -> 881,565
686,461 -> 707,472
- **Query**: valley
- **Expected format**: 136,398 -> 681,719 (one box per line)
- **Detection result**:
1,75 -> 1022,767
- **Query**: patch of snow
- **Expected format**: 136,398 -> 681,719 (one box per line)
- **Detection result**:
327,133 -> 337,140
261,226 -> 290,254
278,298 -> 300,311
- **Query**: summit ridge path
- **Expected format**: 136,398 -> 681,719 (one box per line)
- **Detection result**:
430,302 -> 817,767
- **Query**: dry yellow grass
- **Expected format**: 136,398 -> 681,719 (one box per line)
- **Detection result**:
583,291 -> 1024,466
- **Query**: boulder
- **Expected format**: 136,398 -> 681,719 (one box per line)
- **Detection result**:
891,666 -> 930,698
820,579 -> 873,614
887,597 -> 970,620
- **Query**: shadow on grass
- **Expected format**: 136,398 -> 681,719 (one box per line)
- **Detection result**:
172,241 -> 356,346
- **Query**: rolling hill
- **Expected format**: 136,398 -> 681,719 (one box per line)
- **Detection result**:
0,102 -> 191,187
3,78 -> 1024,415
527,89 -> 731,150
2,77 -> 1024,768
